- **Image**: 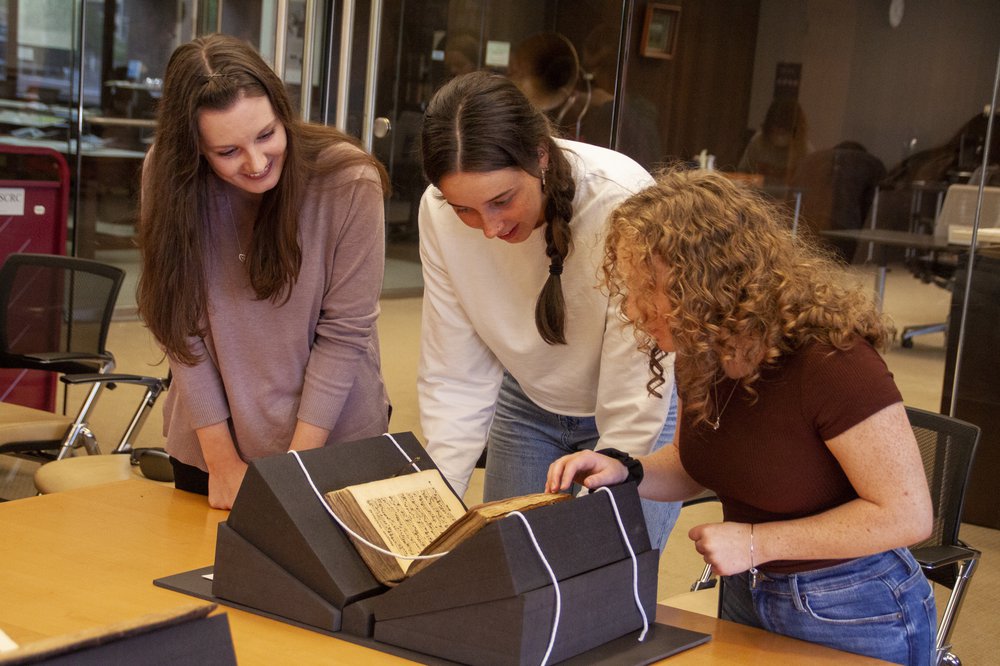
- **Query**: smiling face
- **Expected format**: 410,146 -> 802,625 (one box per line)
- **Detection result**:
437,160 -> 548,243
198,93 -> 287,196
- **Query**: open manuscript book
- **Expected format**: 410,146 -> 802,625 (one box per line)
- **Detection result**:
325,469 -> 569,585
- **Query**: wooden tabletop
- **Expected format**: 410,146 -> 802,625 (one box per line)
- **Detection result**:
0,480 -> 884,664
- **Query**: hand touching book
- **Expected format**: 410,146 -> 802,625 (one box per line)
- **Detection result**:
325,469 -> 569,585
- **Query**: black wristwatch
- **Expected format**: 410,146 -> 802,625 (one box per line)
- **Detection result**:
596,448 -> 644,486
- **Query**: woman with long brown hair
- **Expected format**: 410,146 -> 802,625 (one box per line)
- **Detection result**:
737,98 -> 811,185
138,34 -> 390,509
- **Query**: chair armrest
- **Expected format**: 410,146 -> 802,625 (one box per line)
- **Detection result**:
60,373 -> 168,391
19,351 -> 114,374
23,351 -> 115,366
910,544 -> 981,570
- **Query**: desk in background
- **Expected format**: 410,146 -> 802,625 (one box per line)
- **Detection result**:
822,228 -> 956,310
0,481 -> 886,664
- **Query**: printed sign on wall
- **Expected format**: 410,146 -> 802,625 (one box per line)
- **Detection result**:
0,189 -> 26,216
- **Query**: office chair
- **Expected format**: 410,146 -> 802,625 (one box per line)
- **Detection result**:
790,142 -> 886,264
661,407 -> 981,666
907,406 -> 981,666
0,253 -> 168,463
901,250 -> 954,347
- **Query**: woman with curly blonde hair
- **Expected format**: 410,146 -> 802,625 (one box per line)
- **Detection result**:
548,168 -> 936,665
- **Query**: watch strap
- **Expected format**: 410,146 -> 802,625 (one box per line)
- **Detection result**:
596,447 -> 644,486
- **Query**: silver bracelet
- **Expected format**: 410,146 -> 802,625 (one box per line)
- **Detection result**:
748,523 -> 761,588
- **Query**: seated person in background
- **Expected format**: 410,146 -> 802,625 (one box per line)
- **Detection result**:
547,168 -> 935,666
790,141 -> 886,263
738,98 -> 811,186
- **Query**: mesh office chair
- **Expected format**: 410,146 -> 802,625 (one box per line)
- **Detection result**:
663,406 -> 981,666
0,253 -> 168,463
906,406 -> 981,666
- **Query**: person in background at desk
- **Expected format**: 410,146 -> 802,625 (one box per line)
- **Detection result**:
547,168 -> 935,666
738,98 -> 811,186
136,34 -> 390,510
417,71 -> 680,549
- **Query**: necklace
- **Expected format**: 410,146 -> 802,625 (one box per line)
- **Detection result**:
223,191 -> 247,263
708,379 -> 738,431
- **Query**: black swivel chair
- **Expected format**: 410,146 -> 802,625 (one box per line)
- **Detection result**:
790,141 -> 886,264
0,253 -> 168,463
901,250 -> 955,347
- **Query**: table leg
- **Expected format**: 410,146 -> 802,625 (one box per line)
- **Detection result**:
874,264 -> 887,312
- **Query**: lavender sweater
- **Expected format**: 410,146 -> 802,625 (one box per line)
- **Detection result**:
159,145 -> 389,470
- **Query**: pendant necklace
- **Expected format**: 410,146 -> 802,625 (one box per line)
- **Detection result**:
223,190 -> 247,263
708,379 -> 738,431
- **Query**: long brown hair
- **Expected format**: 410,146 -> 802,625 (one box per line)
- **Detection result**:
603,168 -> 892,426
137,34 -> 387,364
420,71 -> 575,344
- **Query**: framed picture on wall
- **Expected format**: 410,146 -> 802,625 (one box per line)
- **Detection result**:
640,3 -> 681,59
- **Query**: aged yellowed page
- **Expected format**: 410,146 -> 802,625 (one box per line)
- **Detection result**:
345,469 -> 465,573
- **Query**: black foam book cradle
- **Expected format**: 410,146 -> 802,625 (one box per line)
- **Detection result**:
155,432 -> 710,665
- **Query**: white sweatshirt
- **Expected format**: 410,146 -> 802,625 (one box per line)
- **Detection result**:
417,139 -> 675,497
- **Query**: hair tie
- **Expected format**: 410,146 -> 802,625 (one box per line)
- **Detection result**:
548,261 -> 563,276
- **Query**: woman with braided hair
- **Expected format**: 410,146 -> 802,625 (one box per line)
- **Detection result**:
417,71 -> 680,548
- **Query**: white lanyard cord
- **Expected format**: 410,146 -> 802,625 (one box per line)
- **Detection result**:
507,511 -> 562,666
594,486 -> 649,641
381,432 -> 423,474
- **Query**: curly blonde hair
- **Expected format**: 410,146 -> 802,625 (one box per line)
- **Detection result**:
603,168 -> 893,427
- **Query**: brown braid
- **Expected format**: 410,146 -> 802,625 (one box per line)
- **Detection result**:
535,137 -> 575,344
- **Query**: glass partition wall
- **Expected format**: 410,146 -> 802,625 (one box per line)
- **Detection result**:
0,0 -> 319,314
344,0 -> 633,295
1,1 -> 997,527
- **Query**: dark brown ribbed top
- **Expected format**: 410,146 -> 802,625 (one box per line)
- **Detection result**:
679,341 -> 901,574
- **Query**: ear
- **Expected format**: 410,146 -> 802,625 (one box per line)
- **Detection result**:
537,145 -> 549,171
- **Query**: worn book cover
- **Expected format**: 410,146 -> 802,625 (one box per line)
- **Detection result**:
325,469 -> 568,585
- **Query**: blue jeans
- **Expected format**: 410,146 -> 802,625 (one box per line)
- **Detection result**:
721,548 -> 936,666
483,372 -> 681,551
